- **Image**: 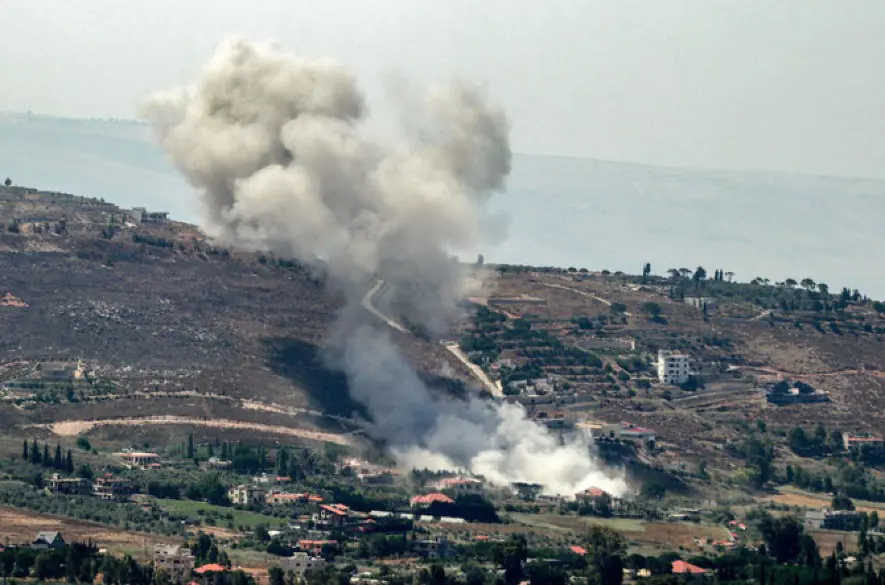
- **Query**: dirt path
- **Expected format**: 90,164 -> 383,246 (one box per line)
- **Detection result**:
362,279 -> 407,333
538,282 -> 633,316
443,343 -> 503,398
41,416 -> 354,445
751,365 -> 885,380
364,279 -> 503,398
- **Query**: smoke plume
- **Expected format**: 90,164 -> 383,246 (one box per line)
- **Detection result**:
143,38 -> 626,495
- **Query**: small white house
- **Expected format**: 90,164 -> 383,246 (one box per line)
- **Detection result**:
657,350 -> 691,385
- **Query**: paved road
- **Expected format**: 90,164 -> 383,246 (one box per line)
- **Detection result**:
363,279 -> 503,398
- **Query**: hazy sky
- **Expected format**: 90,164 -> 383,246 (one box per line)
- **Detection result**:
2,0 -> 884,177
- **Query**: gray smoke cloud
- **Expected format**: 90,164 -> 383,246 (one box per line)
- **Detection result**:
143,37 -> 626,495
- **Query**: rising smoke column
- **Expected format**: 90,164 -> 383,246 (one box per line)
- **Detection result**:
143,38 -> 626,495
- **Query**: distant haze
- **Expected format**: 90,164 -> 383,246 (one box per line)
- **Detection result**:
2,1 -> 885,178
1,112 -> 883,298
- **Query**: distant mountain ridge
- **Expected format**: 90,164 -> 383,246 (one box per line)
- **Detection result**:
2,113 -> 883,297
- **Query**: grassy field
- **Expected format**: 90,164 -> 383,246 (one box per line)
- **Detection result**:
510,512 -> 644,534
765,486 -> 885,513
156,499 -> 287,530
509,513 -> 728,553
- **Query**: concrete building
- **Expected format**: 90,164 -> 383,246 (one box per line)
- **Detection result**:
657,351 -> 691,385
804,508 -> 863,531
597,422 -> 657,445
93,475 -> 131,501
842,433 -> 885,454
438,477 -> 485,496
282,552 -> 326,577
153,545 -> 195,578
412,537 -> 454,560
127,207 -> 169,225
228,484 -> 265,506
118,452 -> 160,469
48,473 -> 90,495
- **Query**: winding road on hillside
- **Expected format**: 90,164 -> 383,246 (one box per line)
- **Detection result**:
538,282 -> 633,316
363,279 -> 504,398
362,280 -> 407,333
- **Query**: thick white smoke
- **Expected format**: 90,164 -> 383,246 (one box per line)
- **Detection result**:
143,38 -> 626,496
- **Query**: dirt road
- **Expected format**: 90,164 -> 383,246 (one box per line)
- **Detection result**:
364,279 -> 503,398
443,343 -> 504,398
42,416 -> 354,445
539,282 -> 632,316
362,280 -> 407,333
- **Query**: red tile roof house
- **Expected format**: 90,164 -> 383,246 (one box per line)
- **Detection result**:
194,564 -> 228,575
410,493 -> 455,507
672,561 -> 711,576
298,540 -> 339,556
575,487 -> 609,502
842,433 -> 885,452
316,504 -> 350,529
569,545 -> 587,556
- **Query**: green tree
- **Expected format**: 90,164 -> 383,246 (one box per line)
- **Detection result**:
65,449 -> 74,473
585,526 -> 626,585
42,444 -> 51,467
3,178 -> 11,187
30,438 -> 40,464
759,514 -> 804,563
54,443 -> 63,469
22,439 -> 28,461
832,494 -> 854,511
494,535 -> 527,585
186,432 -> 195,459
268,566 -> 286,585
642,302 -> 662,318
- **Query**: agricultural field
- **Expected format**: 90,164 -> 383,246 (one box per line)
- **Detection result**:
155,498 -> 289,530
0,505 -> 174,560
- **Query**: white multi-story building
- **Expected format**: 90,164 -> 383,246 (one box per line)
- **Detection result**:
153,545 -> 194,578
657,351 -> 691,385
228,484 -> 265,506
282,552 -> 326,577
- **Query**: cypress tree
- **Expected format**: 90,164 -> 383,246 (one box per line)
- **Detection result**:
65,450 -> 74,473
23,439 -> 28,461
186,432 -> 194,459
54,443 -> 63,469
31,438 -> 40,464
42,444 -> 51,467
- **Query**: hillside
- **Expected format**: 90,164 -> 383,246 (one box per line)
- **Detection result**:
3,182 -> 885,504
456,264 -> 885,500
0,185 -> 473,445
